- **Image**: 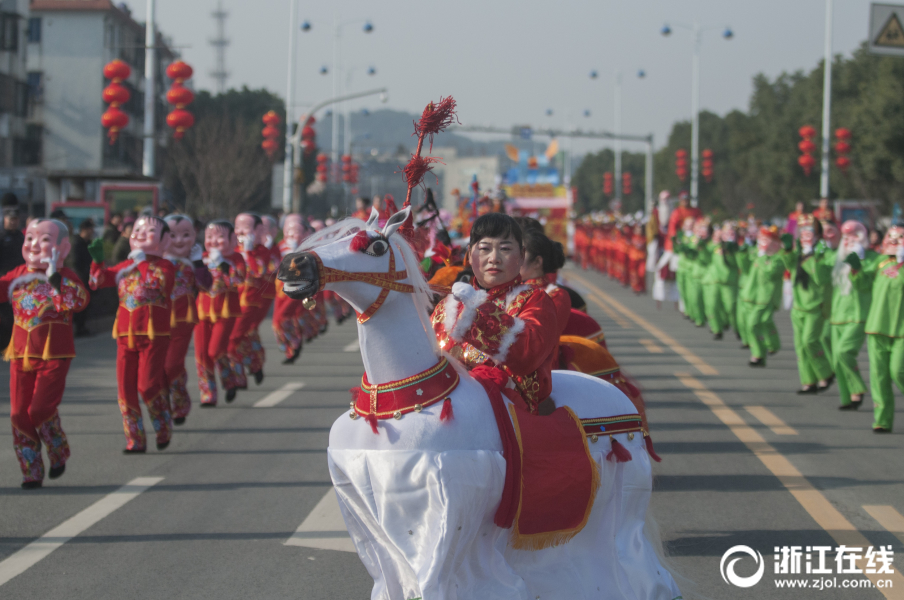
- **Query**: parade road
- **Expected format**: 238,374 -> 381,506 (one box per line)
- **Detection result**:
0,264 -> 902,600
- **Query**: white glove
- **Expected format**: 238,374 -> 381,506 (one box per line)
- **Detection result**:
897,247 -> 904,264
127,249 -> 146,262
239,235 -> 254,251
40,247 -> 60,277
190,243 -> 203,262
206,248 -> 224,266
801,243 -> 813,255
264,235 -> 274,249
850,243 -> 866,260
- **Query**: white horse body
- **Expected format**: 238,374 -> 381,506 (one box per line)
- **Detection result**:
283,214 -> 680,600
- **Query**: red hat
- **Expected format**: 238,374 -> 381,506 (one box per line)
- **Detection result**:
759,224 -> 781,241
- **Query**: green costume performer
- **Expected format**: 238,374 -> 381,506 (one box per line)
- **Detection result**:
864,243 -> 904,432
823,244 -> 878,409
782,239 -> 834,392
675,231 -> 708,327
738,239 -> 785,366
701,240 -> 739,338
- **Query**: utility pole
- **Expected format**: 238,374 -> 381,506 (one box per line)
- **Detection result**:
281,0 -> 298,214
819,0 -> 834,199
210,1 -> 229,94
142,0 -> 156,177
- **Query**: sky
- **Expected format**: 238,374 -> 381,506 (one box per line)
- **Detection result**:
131,0 -> 884,156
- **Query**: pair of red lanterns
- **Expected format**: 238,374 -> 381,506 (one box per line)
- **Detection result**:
101,59 -> 195,144
798,125 -> 852,175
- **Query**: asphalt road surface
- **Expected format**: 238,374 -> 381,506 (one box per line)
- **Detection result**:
0,265 -> 902,600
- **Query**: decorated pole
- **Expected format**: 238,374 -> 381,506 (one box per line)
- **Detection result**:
261,110 -> 281,159
102,59 -> 131,144
402,97 -> 458,209
165,61 -> 195,139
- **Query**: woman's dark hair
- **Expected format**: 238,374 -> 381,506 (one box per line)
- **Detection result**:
469,213 -> 523,249
521,225 -> 566,274
207,220 -> 234,235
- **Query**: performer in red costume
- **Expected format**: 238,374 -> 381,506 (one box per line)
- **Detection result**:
196,221 -> 246,405
229,213 -> 279,388
89,216 -> 175,452
272,214 -> 308,363
515,217 -> 570,334
665,191 -> 700,251
432,213 -> 560,415
163,214 -> 211,424
1,219 -> 88,488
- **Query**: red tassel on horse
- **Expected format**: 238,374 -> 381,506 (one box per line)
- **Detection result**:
645,434 -> 662,463
365,413 -> 379,435
606,437 -> 632,463
414,96 -> 458,151
440,397 -> 454,422
349,231 -> 369,252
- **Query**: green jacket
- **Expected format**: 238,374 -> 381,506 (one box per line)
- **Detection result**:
739,246 -> 786,306
865,256 -> 904,338
782,247 -> 831,313
702,241 -> 739,286
676,236 -> 708,280
823,248 -> 879,325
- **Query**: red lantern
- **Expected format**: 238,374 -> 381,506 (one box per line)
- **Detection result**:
261,139 -> 279,155
317,154 -> 328,163
621,172 -> 632,196
798,154 -> 816,176
798,125 -> 817,140
835,156 -> 851,171
798,125 -> 818,176
166,61 -> 193,83
702,148 -> 714,183
262,125 -> 280,140
102,83 -> 130,106
603,172 -> 613,196
102,107 -> 129,143
798,139 -> 816,154
675,149 -> 688,181
834,127 -> 851,141
833,128 -> 851,174
166,83 -> 194,108
301,126 -> 316,140
166,108 -> 195,139
263,111 -> 281,127
103,59 -> 131,82
834,141 -> 851,154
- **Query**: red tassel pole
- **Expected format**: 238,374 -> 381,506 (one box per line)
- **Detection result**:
403,97 -> 458,207
606,436 -> 632,463
644,434 -> 662,463
349,231 -> 369,252
440,397 -> 454,422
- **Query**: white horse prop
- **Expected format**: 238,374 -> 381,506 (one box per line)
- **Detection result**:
278,208 -> 681,600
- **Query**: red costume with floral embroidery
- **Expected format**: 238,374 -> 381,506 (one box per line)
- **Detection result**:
195,251 -> 245,405
431,277 -> 559,413
90,254 -> 175,451
228,243 -> 278,386
164,257 -> 209,421
0,266 -> 88,483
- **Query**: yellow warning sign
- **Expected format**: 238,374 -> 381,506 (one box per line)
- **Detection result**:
875,12 -> 904,47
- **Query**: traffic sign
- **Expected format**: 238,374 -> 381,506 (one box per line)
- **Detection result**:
869,3 -> 904,56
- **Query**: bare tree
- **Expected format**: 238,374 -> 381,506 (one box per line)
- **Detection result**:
166,112 -> 272,219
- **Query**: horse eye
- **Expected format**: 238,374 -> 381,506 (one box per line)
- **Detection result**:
365,238 -> 388,257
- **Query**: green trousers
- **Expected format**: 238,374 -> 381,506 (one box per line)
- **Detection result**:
867,334 -> 904,431
821,319 -> 833,365
738,298 -> 750,345
677,270 -> 688,314
746,302 -> 778,360
687,278 -> 705,326
704,283 -> 737,335
791,309 -> 834,386
830,322 -> 867,405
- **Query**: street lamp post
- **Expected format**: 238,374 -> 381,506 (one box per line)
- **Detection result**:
281,5 -> 311,215
142,0 -> 156,177
331,18 -> 373,169
820,0 -> 833,200
590,68 -> 645,203
662,21 -> 733,208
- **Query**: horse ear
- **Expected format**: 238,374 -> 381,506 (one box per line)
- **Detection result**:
382,207 -> 412,239
366,207 -> 379,228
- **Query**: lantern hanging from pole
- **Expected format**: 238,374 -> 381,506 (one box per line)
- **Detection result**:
834,127 -> 852,173
701,149 -> 714,183
797,125 -> 817,176
261,110 -> 281,159
675,149 -> 688,182
102,59 -> 131,144
165,61 -> 195,139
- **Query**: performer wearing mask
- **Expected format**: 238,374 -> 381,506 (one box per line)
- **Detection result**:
273,214 -> 308,363
89,216 -> 175,452
823,221 -> 877,410
864,224 -> 904,433
163,214 -> 211,423
0,219 -> 88,487
737,226 -> 786,367
432,213 -> 559,415
781,215 -> 834,394
196,221 -> 245,405
230,213 -> 279,388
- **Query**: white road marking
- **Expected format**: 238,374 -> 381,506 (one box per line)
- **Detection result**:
343,339 -> 360,352
285,488 -> 355,553
253,382 -> 306,408
0,476 -> 163,587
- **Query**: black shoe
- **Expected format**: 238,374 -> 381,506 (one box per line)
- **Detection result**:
768,349 -> 779,355
319,322 -> 329,334
200,403 -> 216,408
123,447 -> 146,454
797,385 -> 818,394
156,440 -> 170,451
735,331 -> 741,340
713,332 -> 723,340
740,343 -> 750,349
873,427 -> 892,434
21,480 -> 42,489
173,417 -> 186,425
48,464 -> 65,479
749,358 -> 765,368
282,345 -> 302,365
839,402 -> 862,411
226,387 -> 237,403
817,375 -> 835,392
253,370 -> 264,385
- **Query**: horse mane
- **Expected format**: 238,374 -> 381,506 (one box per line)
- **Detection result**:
300,216 -> 441,358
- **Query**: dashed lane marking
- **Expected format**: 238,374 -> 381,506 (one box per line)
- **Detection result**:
864,505 -> 904,546
0,477 -> 164,587
253,382 -> 306,408
585,292 -> 632,329
674,372 -> 904,597
745,405 -> 799,435
285,487 -> 356,552
638,338 -> 664,354
569,272 -> 718,375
